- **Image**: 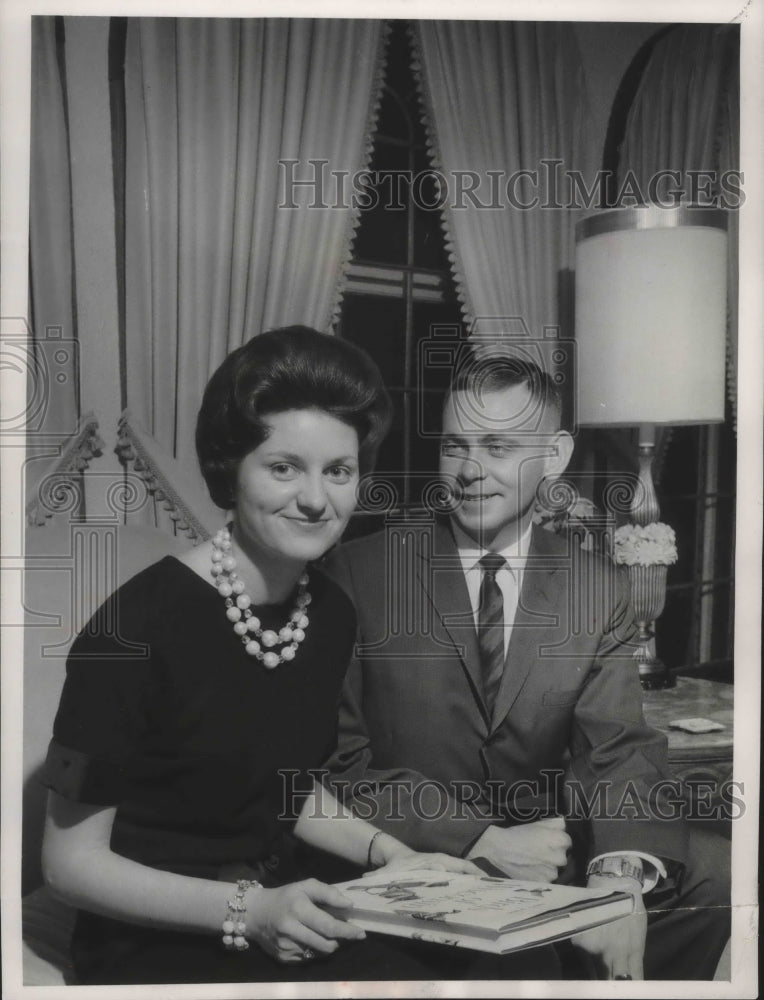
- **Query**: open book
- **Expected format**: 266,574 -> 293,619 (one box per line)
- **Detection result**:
329,869 -> 634,954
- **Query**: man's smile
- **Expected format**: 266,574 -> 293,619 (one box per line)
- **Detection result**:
460,492 -> 501,502
283,516 -> 330,527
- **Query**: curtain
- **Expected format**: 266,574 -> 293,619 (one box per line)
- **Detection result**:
410,21 -> 589,369
617,24 -> 740,423
123,18 -> 388,478
28,17 -> 80,502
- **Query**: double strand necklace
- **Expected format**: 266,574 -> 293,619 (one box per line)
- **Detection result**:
210,526 -> 311,668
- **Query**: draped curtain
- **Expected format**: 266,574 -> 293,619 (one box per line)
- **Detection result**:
123,17 -> 388,476
28,18 -> 80,499
617,24 -> 740,422
410,21 -> 589,369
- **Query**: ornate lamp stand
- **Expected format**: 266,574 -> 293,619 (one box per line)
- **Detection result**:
616,427 -> 677,690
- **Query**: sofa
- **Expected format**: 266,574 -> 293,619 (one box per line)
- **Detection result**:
22,519 -> 190,983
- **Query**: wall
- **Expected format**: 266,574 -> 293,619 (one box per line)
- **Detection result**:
573,22 -> 664,177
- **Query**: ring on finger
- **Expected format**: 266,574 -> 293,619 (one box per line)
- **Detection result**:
301,948 -> 317,962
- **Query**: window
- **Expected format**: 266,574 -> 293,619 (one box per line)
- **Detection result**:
657,412 -> 736,680
337,21 -> 464,534
582,415 -> 736,681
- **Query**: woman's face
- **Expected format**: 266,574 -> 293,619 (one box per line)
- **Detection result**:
233,408 -> 360,565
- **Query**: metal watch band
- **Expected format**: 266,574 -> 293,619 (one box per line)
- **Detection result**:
585,856 -> 645,885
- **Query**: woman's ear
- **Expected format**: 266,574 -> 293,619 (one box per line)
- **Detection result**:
545,430 -> 575,478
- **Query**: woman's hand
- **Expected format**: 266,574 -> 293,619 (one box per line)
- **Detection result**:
246,879 -> 366,963
368,851 -> 481,877
363,830 -> 481,877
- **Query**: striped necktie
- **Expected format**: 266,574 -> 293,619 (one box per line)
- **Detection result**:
477,553 -> 507,711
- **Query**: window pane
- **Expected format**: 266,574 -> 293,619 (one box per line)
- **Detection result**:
375,83 -> 411,144
657,417 -> 736,675
381,21 -> 420,128
353,140 -> 410,266
412,145 -> 450,270
711,583 -> 733,663
713,495 -> 735,579
374,389 -> 405,482
658,588 -> 694,669
412,299 -> 463,435
659,426 -> 699,493
660,496 -> 697,586
716,407 -> 737,487
341,293 -> 406,388
408,395 -> 443,505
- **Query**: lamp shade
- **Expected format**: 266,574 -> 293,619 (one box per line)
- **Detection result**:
575,207 -> 728,426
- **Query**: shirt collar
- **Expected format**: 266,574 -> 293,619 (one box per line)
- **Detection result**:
451,520 -> 533,576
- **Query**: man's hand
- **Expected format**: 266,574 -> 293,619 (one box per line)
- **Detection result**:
466,817 -> 572,881
572,876 -> 647,980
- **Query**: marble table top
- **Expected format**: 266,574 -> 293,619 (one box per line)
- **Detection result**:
642,676 -> 734,757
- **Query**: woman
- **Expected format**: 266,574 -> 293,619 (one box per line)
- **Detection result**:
40,327 -> 480,985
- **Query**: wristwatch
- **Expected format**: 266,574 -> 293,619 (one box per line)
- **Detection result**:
585,856 -> 644,886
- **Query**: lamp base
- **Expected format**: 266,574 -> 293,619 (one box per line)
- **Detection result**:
627,557 -> 674,691
636,651 -> 675,690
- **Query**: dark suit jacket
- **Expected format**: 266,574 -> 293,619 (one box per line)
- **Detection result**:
323,517 -> 688,869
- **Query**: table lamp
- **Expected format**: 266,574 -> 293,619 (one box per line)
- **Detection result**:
575,206 -> 728,688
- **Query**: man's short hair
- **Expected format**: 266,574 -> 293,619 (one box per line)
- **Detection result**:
447,352 -> 563,430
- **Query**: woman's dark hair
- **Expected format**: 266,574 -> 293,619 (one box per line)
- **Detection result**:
196,326 -> 392,509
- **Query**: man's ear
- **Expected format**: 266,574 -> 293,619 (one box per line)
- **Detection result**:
545,430 -> 574,478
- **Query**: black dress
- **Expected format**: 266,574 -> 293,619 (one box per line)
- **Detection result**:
42,556 -> 559,984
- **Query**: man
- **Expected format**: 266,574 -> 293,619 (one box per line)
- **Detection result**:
323,355 -> 729,980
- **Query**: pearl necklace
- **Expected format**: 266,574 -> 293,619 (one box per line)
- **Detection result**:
210,526 -> 311,668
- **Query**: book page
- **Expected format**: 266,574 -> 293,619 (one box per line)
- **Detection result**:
336,870 -> 630,934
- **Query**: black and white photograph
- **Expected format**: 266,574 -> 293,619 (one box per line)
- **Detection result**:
1,0 -> 760,996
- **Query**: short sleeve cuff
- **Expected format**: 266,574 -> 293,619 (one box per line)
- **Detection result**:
41,738 -> 128,805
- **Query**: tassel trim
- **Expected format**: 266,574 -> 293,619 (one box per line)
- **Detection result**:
326,21 -> 393,332
407,20 -> 473,327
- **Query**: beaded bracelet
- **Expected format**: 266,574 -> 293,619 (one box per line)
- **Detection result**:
222,878 -> 262,951
367,830 -> 384,869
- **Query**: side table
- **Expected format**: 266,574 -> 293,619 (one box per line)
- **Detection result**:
642,676 -> 735,826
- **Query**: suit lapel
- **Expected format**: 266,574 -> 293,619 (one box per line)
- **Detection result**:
417,519 -> 488,722
490,527 -> 566,731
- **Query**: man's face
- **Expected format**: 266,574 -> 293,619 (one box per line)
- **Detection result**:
439,383 -> 570,549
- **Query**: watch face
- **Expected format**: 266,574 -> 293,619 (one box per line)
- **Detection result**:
588,858 -> 644,883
